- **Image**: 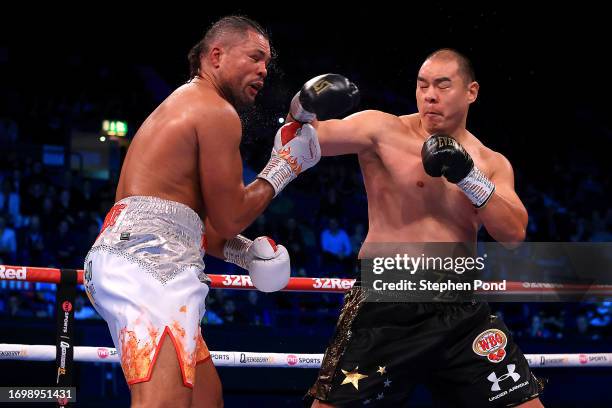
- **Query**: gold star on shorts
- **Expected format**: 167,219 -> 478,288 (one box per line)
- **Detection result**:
341,367 -> 368,390
376,366 -> 386,375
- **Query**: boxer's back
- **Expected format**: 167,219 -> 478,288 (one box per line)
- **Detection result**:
116,81 -> 236,215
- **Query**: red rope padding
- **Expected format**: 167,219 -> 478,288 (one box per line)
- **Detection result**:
1,265 -> 611,295
0,265 -> 84,284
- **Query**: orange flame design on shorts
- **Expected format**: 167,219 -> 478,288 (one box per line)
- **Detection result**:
195,333 -> 210,363
118,318 -> 210,386
119,325 -> 159,383
170,320 -> 199,384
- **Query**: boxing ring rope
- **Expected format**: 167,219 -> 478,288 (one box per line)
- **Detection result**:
2,264 -> 612,294
1,344 -> 611,368
1,264 -> 611,371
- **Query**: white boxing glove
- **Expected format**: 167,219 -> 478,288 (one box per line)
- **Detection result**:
223,235 -> 290,292
258,122 -> 321,196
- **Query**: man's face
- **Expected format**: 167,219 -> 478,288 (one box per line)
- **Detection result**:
218,30 -> 271,109
416,57 -> 478,134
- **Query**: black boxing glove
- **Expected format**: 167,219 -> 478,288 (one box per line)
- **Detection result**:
289,73 -> 360,122
421,134 -> 495,208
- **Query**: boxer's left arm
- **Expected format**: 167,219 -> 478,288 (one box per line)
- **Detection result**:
203,217 -> 226,259
477,153 -> 528,246
422,136 -> 527,247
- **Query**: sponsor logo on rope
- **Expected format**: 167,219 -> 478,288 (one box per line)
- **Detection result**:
222,275 -> 254,287
239,353 -> 274,364
57,341 -> 70,383
0,265 -> 26,280
211,352 -> 231,361
287,355 -> 298,366
539,356 -> 568,366
312,278 -> 354,290
0,350 -> 23,358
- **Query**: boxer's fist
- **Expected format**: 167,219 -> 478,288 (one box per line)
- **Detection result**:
421,134 -> 495,208
258,122 -> 321,196
290,74 -> 360,122
421,133 -> 473,183
224,235 -> 291,292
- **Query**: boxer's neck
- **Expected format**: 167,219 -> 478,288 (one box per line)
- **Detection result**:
418,118 -> 469,143
192,73 -> 232,105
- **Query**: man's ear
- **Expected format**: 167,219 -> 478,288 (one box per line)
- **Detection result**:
209,47 -> 223,69
467,81 -> 479,104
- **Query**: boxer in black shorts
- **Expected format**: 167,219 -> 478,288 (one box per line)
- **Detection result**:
280,49 -> 545,407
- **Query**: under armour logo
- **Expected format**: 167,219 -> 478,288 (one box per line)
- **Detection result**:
487,364 -> 521,392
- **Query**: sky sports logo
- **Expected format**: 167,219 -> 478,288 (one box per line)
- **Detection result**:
287,355 -> 321,366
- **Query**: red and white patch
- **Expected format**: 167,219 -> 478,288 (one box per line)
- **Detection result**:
98,348 -> 110,359
472,329 -> 508,363
579,354 -> 588,364
280,122 -> 301,145
265,237 -> 278,252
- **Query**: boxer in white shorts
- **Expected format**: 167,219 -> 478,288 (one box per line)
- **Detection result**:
84,196 -> 212,389
81,15 -> 330,408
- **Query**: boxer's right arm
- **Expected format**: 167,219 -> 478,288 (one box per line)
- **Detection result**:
197,106 -> 274,239
313,110 -> 390,156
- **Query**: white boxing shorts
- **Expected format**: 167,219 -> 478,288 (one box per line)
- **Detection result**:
84,195 -> 211,388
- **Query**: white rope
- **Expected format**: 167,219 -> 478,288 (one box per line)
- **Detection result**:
1,344 -> 610,368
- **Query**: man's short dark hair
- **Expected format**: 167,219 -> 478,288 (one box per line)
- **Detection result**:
425,48 -> 476,83
188,15 -> 270,79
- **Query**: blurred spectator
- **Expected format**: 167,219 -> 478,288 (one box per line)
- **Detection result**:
220,299 -> 248,324
47,219 -> 79,267
40,196 -> 59,232
241,291 -> 270,326
7,293 -> 33,318
74,294 -> 99,320
21,182 -> 45,216
318,188 -> 344,222
350,223 -> 366,256
278,218 -> 307,270
321,218 -> 352,275
0,215 -> 17,263
0,178 -> 21,227
19,214 -> 47,266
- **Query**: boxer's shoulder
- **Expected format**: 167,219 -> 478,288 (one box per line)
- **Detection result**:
397,113 -> 421,133
347,110 -> 408,141
180,92 -> 241,142
166,82 -> 240,125
462,134 -> 512,178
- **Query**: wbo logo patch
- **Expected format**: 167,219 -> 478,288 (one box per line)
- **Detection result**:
472,329 -> 508,363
